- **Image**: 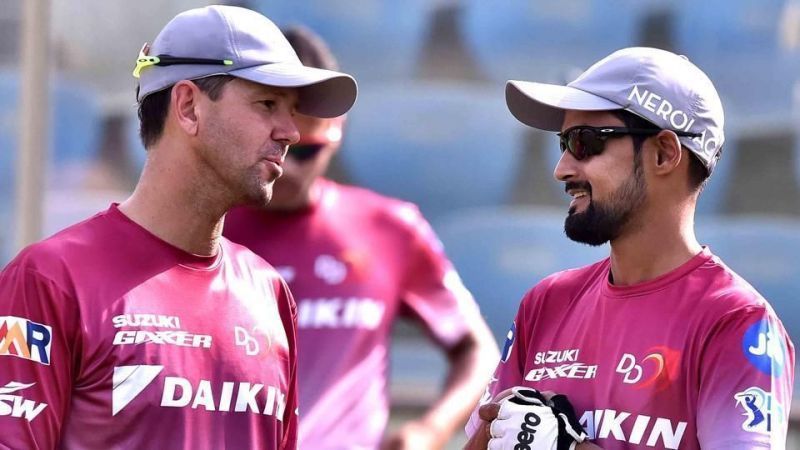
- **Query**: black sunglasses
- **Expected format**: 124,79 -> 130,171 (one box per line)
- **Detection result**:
557,126 -> 702,161
288,143 -> 327,162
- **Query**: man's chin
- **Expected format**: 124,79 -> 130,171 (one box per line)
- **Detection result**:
564,212 -> 611,247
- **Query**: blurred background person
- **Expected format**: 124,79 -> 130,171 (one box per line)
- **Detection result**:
223,25 -> 500,450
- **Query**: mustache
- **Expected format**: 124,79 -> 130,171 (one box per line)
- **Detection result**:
565,181 -> 592,195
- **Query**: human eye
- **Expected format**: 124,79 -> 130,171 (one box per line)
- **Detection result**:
260,99 -> 277,111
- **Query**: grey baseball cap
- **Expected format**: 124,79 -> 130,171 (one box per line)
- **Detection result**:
135,5 -> 357,118
506,47 -> 725,173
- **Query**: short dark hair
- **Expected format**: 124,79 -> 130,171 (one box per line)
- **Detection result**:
282,25 -> 339,71
137,75 -> 234,149
611,109 -> 709,192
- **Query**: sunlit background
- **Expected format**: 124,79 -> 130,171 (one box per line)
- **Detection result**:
2,0 -> 800,447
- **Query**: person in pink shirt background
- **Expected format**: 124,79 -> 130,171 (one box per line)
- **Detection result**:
0,6 -> 357,449
223,26 -> 499,450
465,47 -> 795,449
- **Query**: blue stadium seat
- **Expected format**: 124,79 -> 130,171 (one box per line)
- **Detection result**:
673,0 -> 800,119
434,206 -> 609,341
0,70 -> 102,265
697,216 -> 800,344
460,0 -> 645,83
243,0 -> 435,81
339,82 -> 527,222
0,70 -> 102,191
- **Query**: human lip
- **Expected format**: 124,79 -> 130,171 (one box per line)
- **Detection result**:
565,187 -> 590,210
260,158 -> 283,179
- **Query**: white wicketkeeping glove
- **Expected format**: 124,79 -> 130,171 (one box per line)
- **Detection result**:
487,387 -> 587,450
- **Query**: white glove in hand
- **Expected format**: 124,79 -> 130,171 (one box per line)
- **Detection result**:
487,387 -> 587,450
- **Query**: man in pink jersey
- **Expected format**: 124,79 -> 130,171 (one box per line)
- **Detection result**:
465,47 -> 795,449
0,6 -> 356,449
223,26 -> 499,450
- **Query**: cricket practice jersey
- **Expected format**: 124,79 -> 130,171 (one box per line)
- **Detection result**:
0,204 -> 298,449
224,178 -> 481,449
467,247 -> 794,449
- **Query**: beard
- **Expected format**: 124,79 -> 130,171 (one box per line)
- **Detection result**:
564,158 -> 646,246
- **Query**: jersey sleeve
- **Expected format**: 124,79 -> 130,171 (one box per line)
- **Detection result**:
465,293 -> 531,437
275,276 -> 298,450
0,261 -> 80,449
696,303 -> 795,449
397,205 -> 481,348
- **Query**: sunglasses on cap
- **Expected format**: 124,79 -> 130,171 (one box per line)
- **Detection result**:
133,43 -> 233,78
288,142 -> 329,162
557,125 -> 701,161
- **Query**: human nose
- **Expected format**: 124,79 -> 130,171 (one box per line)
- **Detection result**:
273,110 -> 300,148
553,147 -> 578,182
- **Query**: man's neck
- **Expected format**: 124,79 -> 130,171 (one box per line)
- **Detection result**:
607,203 -> 702,286
119,151 -> 230,257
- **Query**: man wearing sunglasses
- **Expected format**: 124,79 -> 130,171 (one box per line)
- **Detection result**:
224,26 -> 499,450
0,6 -> 357,450
465,47 -> 794,449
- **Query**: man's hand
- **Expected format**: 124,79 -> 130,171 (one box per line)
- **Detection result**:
380,419 -> 448,450
464,387 -> 597,450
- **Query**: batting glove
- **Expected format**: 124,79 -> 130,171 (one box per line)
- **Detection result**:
488,387 -> 587,450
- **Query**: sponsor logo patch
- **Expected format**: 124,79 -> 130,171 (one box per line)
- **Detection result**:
234,326 -> 271,356
615,346 -> 681,391
580,409 -> 687,449
112,314 -> 181,329
0,316 -> 52,365
112,314 -> 211,349
112,330 -> 212,348
525,363 -> 597,382
515,411 -> 542,450
734,387 -> 783,434
112,365 -> 287,419
314,254 -> 347,285
297,297 -> 385,329
533,349 -> 580,365
742,320 -> 786,376
0,381 -> 48,422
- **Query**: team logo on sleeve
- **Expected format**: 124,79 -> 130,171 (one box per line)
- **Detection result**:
501,322 -> 516,363
741,320 -> 786,376
734,387 -> 782,434
0,316 -> 52,365
0,381 -> 48,421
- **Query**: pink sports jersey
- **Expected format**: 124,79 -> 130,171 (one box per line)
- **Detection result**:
224,178 -> 480,449
467,248 -> 794,449
0,205 -> 298,449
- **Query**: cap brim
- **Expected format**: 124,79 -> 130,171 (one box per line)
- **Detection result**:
505,80 -> 622,131
231,63 -> 357,118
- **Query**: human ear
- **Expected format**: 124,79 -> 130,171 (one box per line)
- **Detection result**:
651,130 -> 682,175
171,80 -> 201,136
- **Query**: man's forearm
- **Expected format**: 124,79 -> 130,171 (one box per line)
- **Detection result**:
420,325 -> 499,437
